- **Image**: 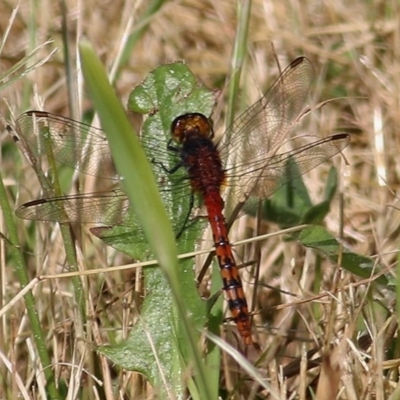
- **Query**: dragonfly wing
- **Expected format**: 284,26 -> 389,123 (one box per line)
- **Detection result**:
220,57 -> 313,167
235,133 -> 350,200
15,111 -> 118,180
16,189 -> 130,225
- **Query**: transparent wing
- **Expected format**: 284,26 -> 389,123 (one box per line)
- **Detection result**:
231,133 -> 350,200
15,111 -> 118,180
218,57 -> 349,201
220,57 -> 313,168
15,189 -> 129,225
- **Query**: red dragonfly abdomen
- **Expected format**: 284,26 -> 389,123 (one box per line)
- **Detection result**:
203,190 -> 252,345
172,113 -> 252,345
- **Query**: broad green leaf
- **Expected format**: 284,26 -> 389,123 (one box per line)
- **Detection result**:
299,226 -> 388,286
245,161 -> 338,228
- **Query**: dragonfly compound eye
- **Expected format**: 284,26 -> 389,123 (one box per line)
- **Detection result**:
171,113 -> 213,143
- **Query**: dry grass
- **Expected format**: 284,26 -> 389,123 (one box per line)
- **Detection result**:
1,0 -> 399,399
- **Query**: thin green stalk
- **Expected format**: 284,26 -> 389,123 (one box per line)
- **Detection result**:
59,0 -> 80,120
225,0 -> 252,130
396,242 -> 400,326
57,0 -> 87,322
21,0 -> 37,110
224,0 -> 251,216
40,120 -> 86,321
115,0 -> 166,81
0,174 -> 60,399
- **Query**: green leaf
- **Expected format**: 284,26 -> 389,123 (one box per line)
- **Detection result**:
299,226 -> 388,286
246,162 -> 339,228
128,61 -> 216,120
301,167 -> 339,225
302,201 -> 331,225
244,157 -> 313,226
323,166 -> 339,202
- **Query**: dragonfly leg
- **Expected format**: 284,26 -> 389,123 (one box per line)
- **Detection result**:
175,192 -> 195,239
151,140 -> 183,174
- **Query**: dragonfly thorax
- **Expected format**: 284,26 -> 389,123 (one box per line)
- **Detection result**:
180,134 -> 225,195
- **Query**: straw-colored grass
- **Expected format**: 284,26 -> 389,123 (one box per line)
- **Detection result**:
1,0 -> 399,399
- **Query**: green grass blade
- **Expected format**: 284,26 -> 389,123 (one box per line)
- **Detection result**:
79,41 -> 214,399
92,62 -> 213,392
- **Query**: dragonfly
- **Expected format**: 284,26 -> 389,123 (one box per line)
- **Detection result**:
14,57 -> 350,346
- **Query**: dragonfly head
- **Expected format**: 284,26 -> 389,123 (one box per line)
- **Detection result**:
171,113 -> 214,144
